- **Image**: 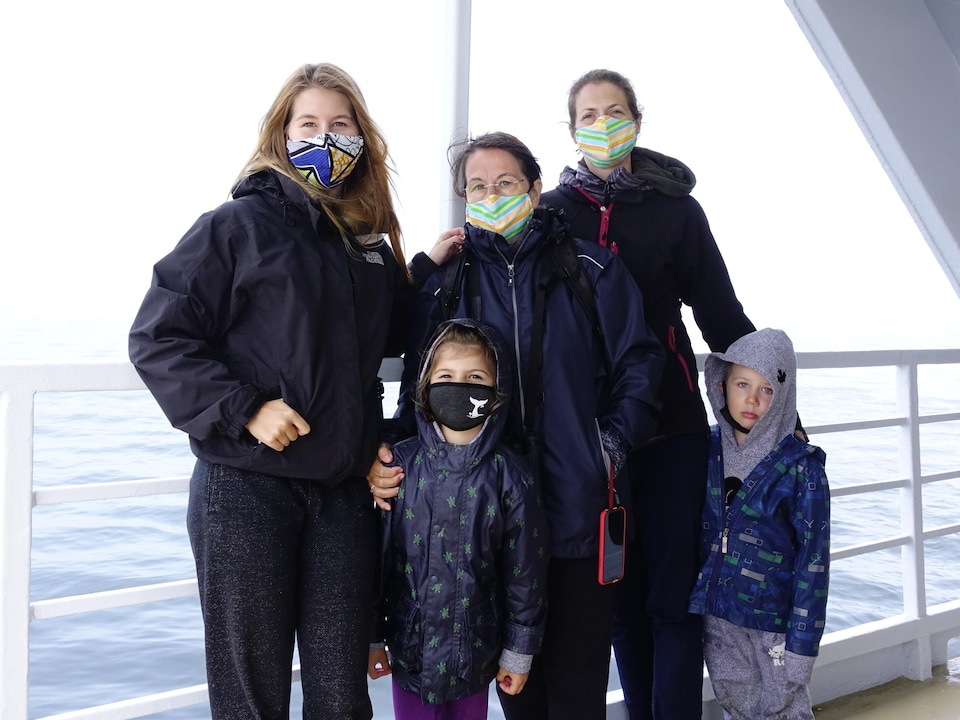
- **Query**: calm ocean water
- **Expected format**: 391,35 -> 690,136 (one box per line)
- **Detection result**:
5,316 -> 960,719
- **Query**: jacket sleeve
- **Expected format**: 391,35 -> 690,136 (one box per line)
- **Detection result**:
675,197 -> 755,352
499,458 -> 550,657
786,451 -> 830,656
128,212 -> 266,440
371,505 -> 394,645
593,252 -> 666,451
407,251 -> 440,288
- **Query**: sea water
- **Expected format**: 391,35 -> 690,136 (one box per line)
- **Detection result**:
6,316 -> 960,719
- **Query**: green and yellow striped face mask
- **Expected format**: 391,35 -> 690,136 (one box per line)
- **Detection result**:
575,116 -> 637,169
465,192 -> 534,243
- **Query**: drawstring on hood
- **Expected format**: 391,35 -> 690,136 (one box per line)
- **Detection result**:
705,328 -> 799,483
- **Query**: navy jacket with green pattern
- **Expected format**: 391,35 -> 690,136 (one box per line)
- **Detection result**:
376,319 -> 549,705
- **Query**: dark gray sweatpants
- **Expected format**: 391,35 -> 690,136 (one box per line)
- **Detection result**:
187,460 -> 377,720
703,614 -> 815,720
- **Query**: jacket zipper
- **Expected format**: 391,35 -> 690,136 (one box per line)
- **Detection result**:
508,261 -> 524,419
598,204 -> 617,255
705,455 -> 733,612
574,187 -> 617,255
668,325 -> 695,392
494,244 -> 525,420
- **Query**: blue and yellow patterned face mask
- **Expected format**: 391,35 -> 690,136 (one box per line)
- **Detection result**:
575,116 -> 637,168
465,193 -> 535,243
286,132 -> 364,188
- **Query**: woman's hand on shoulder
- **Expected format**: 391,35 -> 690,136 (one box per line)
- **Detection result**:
426,227 -> 466,266
367,443 -> 404,511
245,399 -> 310,452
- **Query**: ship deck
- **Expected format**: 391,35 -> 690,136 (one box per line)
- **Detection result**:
814,660 -> 960,719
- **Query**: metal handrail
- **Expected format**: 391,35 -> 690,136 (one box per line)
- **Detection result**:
3,349 -> 960,719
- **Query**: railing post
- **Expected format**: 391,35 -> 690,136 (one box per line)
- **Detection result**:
896,361 -> 931,680
0,373 -> 36,720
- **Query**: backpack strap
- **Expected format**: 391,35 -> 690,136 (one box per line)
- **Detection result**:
524,227 -> 609,433
439,246 -> 481,320
439,249 -> 466,321
547,230 -> 602,343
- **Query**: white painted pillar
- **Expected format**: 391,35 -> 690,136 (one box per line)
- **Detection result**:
439,0 -> 471,232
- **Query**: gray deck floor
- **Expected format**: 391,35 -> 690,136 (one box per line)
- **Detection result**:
814,660 -> 960,719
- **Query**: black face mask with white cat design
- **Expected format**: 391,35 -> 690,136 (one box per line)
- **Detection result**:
426,382 -> 497,432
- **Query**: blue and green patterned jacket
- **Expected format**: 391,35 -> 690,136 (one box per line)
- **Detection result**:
688,429 -> 830,656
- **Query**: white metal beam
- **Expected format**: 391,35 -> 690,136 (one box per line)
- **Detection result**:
785,0 -> 960,299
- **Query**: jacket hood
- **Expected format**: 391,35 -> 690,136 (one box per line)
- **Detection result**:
234,170 -> 391,256
233,169 -> 321,224
705,328 -> 798,480
558,147 -> 696,198
415,318 -> 513,451
630,147 -> 696,196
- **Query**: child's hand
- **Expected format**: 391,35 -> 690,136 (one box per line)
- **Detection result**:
426,227 -> 466,266
368,649 -> 392,679
496,668 -> 528,695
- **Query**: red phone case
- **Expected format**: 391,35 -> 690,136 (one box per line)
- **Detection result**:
599,505 -> 626,585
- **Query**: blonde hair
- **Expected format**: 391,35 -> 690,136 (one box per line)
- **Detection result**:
237,63 -> 405,268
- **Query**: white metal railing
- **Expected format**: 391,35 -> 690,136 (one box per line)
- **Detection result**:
2,351 -> 960,719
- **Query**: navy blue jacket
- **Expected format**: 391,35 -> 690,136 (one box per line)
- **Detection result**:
379,319 -> 549,705
542,173 -> 754,436
397,208 -> 664,558
129,170 -> 416,484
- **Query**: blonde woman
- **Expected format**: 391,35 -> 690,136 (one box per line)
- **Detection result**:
130,63 -> 434,719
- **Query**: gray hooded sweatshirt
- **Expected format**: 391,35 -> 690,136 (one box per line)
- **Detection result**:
704,328 -> 798,482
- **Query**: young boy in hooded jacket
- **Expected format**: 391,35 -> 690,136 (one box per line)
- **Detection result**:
688,328 -> 829,720
368,318 -> 549,720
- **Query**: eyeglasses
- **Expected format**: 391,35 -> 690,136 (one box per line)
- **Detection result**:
463,177 -> 528,202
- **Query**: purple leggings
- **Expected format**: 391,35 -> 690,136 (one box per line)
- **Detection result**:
392,681 -> 489,720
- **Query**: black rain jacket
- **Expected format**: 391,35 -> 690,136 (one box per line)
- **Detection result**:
129,170 -> 416,484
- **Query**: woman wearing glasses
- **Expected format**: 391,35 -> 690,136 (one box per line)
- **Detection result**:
370,131 -> 664,720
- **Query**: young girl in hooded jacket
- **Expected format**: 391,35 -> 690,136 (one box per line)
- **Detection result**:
689,328 -> 829,720
368,319 -> 549,720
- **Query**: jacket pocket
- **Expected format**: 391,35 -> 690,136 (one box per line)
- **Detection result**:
460,595 -> 501,681
387,598 -> 422,675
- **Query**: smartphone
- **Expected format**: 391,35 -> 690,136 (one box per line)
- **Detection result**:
599,505 -> 626,585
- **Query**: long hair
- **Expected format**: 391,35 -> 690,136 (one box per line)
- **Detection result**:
237,63 -> 405,267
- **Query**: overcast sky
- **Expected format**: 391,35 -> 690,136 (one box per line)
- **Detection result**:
2,0 -> 958,358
